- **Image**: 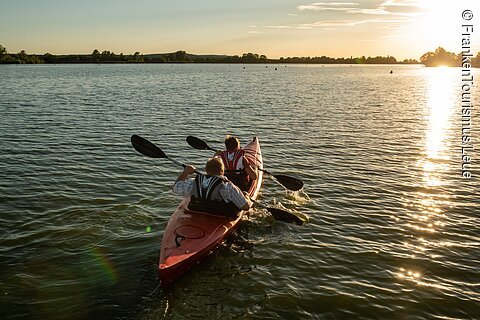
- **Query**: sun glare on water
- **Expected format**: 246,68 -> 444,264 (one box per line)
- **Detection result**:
397,63 -> 456,290
424,66 -> 455,161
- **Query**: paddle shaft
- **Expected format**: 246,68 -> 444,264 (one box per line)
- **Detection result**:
166,156 -> 201,175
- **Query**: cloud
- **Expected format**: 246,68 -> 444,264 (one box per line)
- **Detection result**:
300,2 -> 358,6
381,0 -> 423,7
380,0 -> 425,15
266,17 -> 410,29
256,1 -> 417,32
302,18 -> 405,27
297,1 -> 421,16
265,25 -> 292,29
297,2 -> 359,11
299,19 -> 367,27
349,8 -> 390,15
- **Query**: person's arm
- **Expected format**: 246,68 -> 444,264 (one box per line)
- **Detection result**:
242,155 -> 258,180
172,165 -> 196,196
175,165 -> 196,183
222,182 -> 252,211
239,194 -> 252,211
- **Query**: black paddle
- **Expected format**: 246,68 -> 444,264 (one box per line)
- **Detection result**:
250,199 -> 308,225
131,134 -> 306,225
131,134 -> 201,174
186,135 -> 304,191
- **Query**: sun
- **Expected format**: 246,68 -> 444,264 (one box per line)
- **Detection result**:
411,1 -> 460,53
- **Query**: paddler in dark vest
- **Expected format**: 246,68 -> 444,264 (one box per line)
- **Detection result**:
215,135 -> 258,191
172,157 -> 252,217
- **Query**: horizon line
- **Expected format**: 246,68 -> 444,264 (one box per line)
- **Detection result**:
3,48 -> 421,61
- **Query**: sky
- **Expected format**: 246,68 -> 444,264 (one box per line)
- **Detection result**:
0,0 -> 479,60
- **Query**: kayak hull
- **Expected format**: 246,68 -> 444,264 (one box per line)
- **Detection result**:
159,137 -> 263,286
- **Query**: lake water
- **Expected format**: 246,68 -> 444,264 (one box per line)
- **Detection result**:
0,64 -> 478,319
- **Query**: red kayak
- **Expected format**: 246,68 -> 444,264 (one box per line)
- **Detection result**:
159,137 -> 263,286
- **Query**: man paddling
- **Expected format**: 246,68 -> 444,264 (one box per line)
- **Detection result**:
216,135 -> 258,191
173,157 -> 252,217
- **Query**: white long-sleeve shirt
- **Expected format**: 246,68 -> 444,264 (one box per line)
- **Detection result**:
173,177 -> 249,209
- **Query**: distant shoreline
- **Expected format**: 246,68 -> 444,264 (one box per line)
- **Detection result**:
0,62 -> 423,66
0,48 -> 417,65
1,47 -> 478,67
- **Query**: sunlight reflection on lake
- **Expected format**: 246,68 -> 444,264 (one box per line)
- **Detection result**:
398,67 -> 458,290
419,66 -> 456,222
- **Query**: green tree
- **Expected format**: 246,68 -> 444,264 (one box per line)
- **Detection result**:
175,50 -> 187,61
43,53 -> 53,62
242,53 -> 258,63
92,49 -> 100,61
0,44 -> 8,63
18,50 -> 28,63
420,47 -> 458,67
133,51 -> 144,62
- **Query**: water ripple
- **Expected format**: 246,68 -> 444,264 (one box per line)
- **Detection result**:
0,64 -> 479,319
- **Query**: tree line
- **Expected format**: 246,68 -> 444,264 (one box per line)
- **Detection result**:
420,47 -> 480,67
0,45 -> 414,65
0,46 -> 146,64
1,44 -> 478,66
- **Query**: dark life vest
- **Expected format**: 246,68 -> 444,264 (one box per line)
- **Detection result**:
220,149 -> 250,190
187,174 -> 241,217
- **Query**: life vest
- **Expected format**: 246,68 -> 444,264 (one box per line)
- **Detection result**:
188,174 -> 240,217
220,149 -> 249,190
220,149 -> 244,173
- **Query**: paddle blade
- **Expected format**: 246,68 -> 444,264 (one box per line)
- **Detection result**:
131,135 -> 167,158
186,136 -> 211,150
274,174 -> 304,191
267,207 -> 309,225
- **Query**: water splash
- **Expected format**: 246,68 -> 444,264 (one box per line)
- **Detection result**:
283,189 -> 310,205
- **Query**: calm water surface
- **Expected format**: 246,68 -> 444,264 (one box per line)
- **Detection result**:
0,64 -> 479,319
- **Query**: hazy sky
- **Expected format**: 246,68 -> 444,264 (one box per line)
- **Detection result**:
1,0 -> 479,59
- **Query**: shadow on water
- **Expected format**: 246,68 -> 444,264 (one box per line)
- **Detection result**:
133,220 -> 260,320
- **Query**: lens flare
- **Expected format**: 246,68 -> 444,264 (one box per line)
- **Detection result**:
89,246 -> 118,285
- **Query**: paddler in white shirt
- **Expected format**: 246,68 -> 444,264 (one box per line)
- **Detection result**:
173,157 -> 252,217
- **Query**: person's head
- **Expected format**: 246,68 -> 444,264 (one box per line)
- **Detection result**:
224,135 -> 240,151
205,157 -> 224,176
